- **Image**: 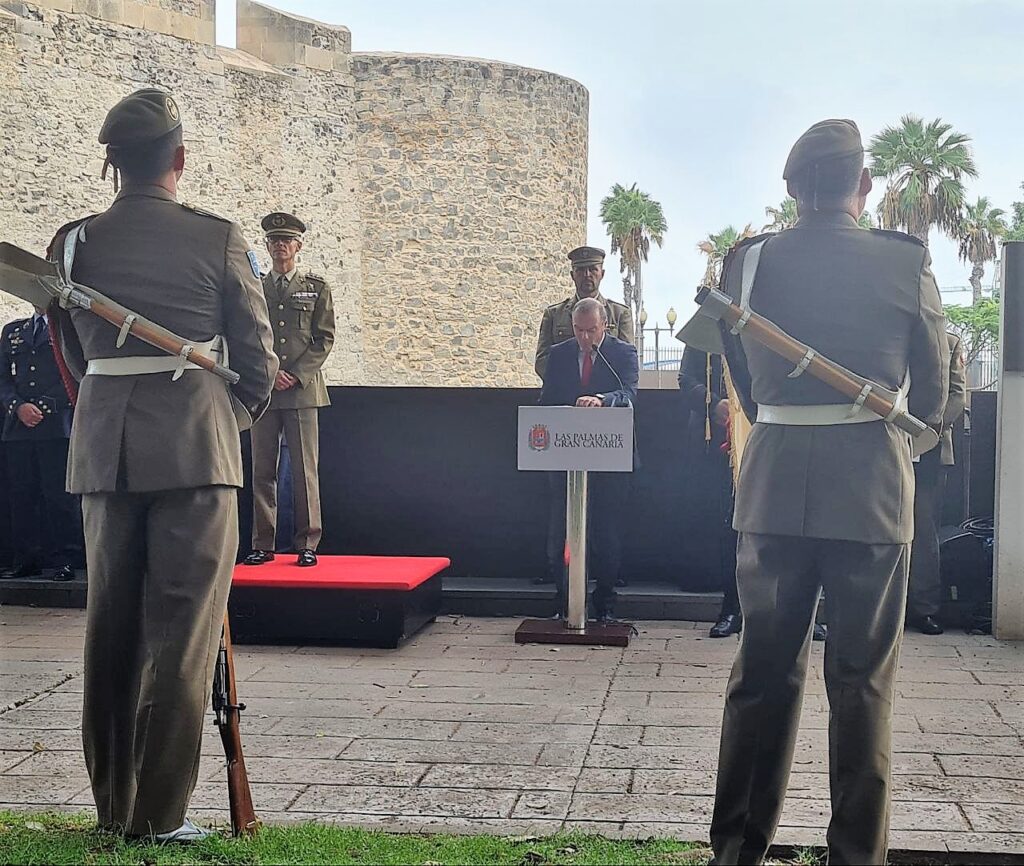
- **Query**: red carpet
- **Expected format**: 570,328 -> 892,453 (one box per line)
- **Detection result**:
232,555 -> 450,591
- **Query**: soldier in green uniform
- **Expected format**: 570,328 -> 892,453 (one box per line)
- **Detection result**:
534,246 -> 635,380
244,213 -> 335,568
49,89 -> 278,841
709,120 -> 949,864
534,246 -> 636,589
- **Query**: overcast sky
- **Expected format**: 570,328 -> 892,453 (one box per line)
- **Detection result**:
216,0 -> 1024,323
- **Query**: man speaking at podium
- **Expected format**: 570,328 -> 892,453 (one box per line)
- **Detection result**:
539,297 -> 638,621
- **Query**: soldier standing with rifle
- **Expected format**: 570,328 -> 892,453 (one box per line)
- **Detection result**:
706,120 -> 949,864
47,89 -> 277,841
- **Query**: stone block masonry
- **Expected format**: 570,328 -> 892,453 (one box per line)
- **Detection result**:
0,0 -> 588,386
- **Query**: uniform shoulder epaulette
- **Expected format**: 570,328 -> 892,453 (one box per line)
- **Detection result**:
869,227 -> 926,247
46,214 -> 96,258
179,202 -> 231,223
606,297 -> 629,310
303,272 -> 327,288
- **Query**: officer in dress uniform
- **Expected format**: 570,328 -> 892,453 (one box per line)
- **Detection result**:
243,213 -> 335,567
49,88 -> 277,841
0,308 -> 82,580
535,246 -> 635,588
709,120 -> 949,865
534,246 -> 635,380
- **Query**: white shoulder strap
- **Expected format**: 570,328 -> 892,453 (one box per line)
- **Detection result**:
739,239 -> 768,310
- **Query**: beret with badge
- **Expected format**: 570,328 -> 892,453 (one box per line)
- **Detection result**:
98,88 -> 183,189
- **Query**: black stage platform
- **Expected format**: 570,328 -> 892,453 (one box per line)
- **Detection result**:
0,388 -> 995,620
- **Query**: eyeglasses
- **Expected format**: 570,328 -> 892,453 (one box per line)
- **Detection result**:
267,236 -> 297,246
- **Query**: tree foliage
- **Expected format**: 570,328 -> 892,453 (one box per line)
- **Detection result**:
945,300 -> 1000,366
599,183 -> 667,324
869,115 -> 977,243
697,225 -> 756,285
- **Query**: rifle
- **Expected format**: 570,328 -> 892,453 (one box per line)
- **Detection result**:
212,615 -> 260,837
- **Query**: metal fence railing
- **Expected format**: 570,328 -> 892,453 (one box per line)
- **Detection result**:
639,326 -> 684,371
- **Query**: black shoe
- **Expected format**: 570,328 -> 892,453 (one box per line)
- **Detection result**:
914,615 -> 944,636
533,576 -> 552,585
243,550 -> 275,566
813,623 -> 828,642
709,614 -> 742,638
297,549 -> 318,567
614,577 -> 627,588
51,565 -> 75,582
6,561 -> 42,579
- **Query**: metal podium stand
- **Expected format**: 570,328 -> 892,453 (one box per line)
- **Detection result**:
514,406 -> 634,647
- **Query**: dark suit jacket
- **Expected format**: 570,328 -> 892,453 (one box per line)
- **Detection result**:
539,334 -> 638,408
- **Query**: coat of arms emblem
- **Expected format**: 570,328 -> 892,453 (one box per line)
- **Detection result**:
528,424 -> 550,451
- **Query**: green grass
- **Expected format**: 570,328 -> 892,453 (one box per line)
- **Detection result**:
0,811 -> 711,866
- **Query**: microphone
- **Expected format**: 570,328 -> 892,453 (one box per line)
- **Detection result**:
593,338 -> 628,398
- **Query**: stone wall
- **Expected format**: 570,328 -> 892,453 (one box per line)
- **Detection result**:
0,0 -> 588,386
353,53 -> 588,385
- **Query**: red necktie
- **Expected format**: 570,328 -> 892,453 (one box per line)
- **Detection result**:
581,350 -> 593,388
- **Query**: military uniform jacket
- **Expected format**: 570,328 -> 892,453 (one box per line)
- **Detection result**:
0,317 -> 73,442
937,333 -> 966,466
51,185 -> 278,494
263,270 -> 335,410
721,211 -> 949,544
535,293 -> 634,380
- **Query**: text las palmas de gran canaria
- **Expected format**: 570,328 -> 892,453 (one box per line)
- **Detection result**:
554,432 -> 626,449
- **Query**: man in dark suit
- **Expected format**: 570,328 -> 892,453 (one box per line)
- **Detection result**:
539,296 -> 638,621
0,308 -> 81,580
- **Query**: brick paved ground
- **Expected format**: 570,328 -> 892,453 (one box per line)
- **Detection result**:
1,607 -> 1023,857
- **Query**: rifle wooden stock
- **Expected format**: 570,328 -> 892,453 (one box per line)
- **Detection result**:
696,286 -> 933,441
214,616 -> 259,837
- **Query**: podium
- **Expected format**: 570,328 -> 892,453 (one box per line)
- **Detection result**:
514,405 -> 635,647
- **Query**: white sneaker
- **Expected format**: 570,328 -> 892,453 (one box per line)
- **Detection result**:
151,818 -> 214,844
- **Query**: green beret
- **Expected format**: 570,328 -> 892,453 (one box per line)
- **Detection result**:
783,119 -> 863,180
99,88 -> 182,147
568,246 -> 605,268
262,212 -> 307,239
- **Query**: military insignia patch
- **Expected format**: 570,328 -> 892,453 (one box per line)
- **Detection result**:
272,215 -> 286,228
246,251 -> 261,279
166,97 -> 179,121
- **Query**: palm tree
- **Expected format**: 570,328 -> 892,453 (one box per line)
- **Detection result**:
599,183 -> 668,354
959,197 -> 1007,304
868,115 -> 977,244
763,197 -> 798,232
697,225 -> 756,286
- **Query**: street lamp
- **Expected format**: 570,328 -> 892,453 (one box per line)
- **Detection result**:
667,307 -> 677,332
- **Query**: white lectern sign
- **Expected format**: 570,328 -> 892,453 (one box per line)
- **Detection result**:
517,406 -> 633,472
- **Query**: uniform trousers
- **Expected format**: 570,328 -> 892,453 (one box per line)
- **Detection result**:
250,407 -> 322,552
710,532 -> 908,866
81,486 -> 237,836
547,471 -> 628,616
6,438 -> 83,568
908,447 -> 945,619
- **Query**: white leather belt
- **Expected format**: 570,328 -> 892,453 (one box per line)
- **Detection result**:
757,403 -> 884,426
86,336 -> 226,380
757,375 -> 910,427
